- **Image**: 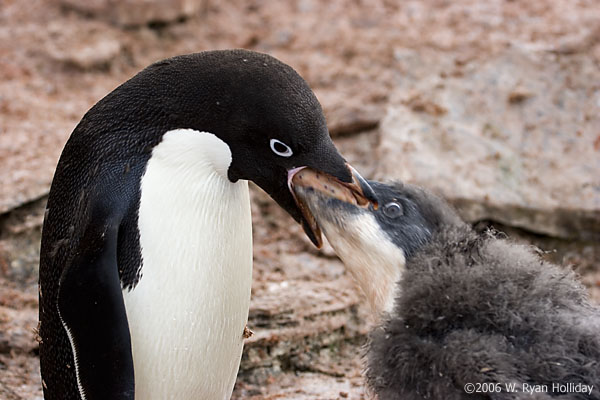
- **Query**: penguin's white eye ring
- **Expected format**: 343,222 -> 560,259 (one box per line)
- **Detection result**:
270,139 -> 293,157
382,202 -> 403,219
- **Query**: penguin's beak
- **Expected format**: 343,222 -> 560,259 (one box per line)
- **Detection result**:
288,164 -> 378,248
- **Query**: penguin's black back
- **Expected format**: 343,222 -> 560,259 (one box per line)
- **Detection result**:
39,49 -> 325,399
367,224 -> 600,400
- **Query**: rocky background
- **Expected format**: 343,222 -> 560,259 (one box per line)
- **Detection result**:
1,0 -> 599,399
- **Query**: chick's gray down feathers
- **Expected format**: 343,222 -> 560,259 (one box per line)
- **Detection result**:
367,220 -> 600,400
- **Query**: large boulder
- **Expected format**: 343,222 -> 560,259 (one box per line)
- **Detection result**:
376,48 -> 600,241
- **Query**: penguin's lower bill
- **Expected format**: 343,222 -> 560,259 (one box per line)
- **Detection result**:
288,167 -> 375,247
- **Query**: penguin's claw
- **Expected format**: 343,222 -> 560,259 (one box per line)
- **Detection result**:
243,325 -> 254,339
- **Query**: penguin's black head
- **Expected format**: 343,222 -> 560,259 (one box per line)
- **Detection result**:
134,49 -> 376,247
290,170 -> 463,311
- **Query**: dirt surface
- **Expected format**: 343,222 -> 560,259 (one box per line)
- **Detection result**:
1,0 -> 599,399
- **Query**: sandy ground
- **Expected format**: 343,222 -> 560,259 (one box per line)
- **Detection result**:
1,0 -> 599,399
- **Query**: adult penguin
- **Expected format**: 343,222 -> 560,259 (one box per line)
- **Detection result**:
38,49 -> 376,400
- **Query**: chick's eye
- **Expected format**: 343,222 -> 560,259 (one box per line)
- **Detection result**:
382,202 -> 403,219
270,139 -> 293,157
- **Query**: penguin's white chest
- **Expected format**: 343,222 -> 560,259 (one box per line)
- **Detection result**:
123,129 -> 253,400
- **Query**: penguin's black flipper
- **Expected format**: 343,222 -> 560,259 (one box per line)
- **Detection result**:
57,199 -> 135,400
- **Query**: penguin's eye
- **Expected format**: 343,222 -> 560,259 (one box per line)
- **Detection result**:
382,202 -> 403,219
270,139 -> 293,157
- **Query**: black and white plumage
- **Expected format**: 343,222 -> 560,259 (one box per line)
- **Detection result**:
39,50 -> 376,400
291,171 -> 600,400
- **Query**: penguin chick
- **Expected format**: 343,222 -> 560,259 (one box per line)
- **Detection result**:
291,169 -> 600,400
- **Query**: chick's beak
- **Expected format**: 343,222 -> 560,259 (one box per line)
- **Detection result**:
288,164 -> 378,248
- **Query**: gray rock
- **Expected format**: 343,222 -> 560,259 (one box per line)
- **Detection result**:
376,48 -> 600,241
61,0 -> 206,27
45,22 -> 122,70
